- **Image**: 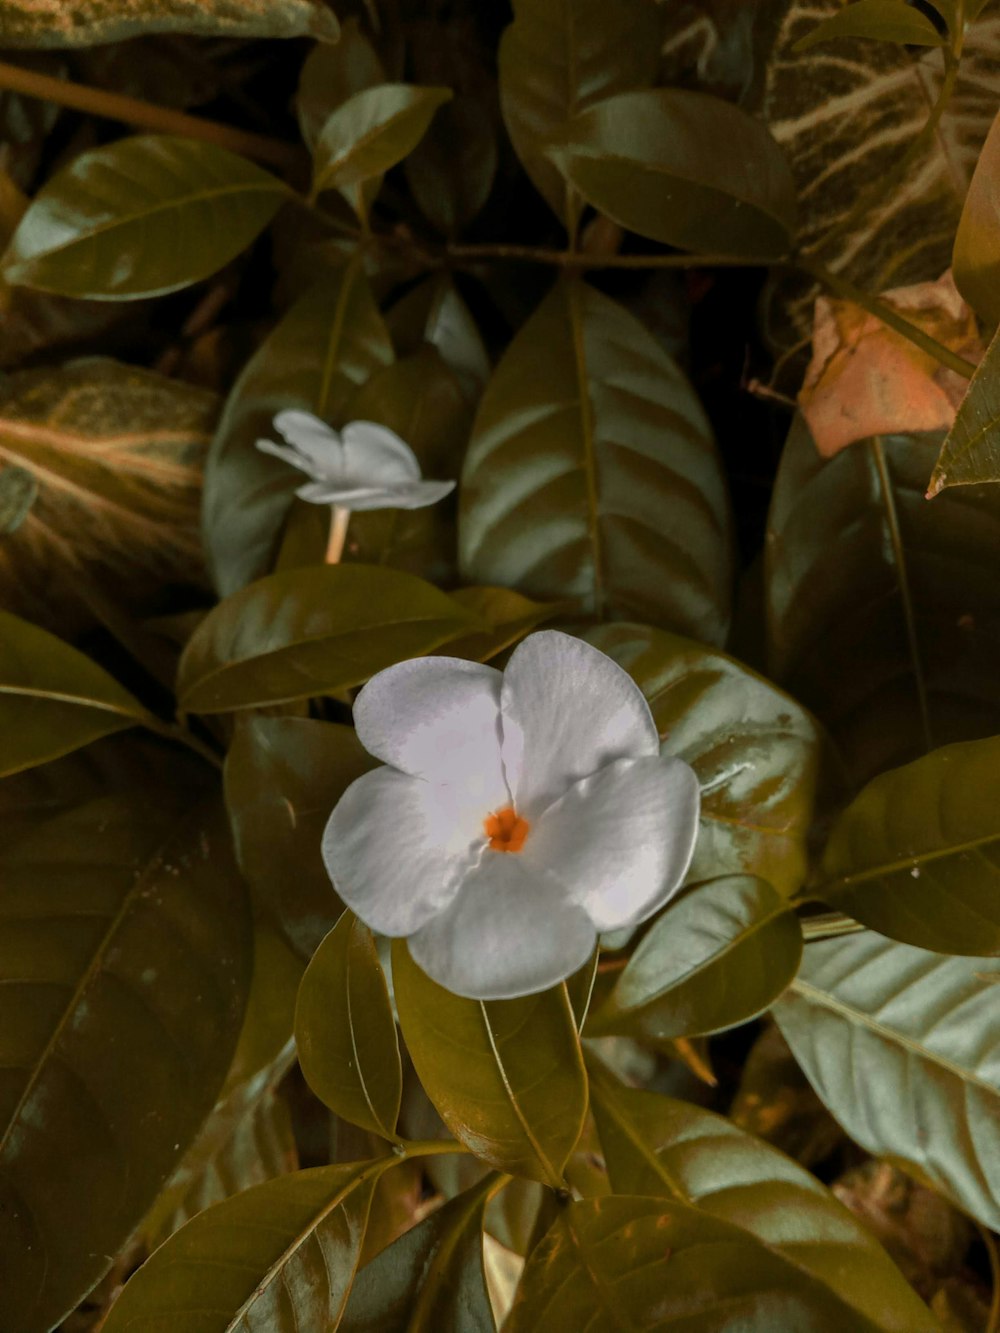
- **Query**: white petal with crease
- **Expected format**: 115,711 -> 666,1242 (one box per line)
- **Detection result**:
342,420 -> 422,484
274,409 -> 344,471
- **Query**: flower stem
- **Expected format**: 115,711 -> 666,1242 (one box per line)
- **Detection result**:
0,58 -> 302,170
325,505 -> 351,564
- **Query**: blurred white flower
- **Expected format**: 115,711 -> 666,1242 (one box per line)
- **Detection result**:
322,630 -> 701,1000
256,410 -> 456,511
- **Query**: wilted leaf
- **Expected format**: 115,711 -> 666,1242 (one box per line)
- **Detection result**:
587,1066 -> 941,1332
548,88 -> 798,259
586,622 -> 823,897
774,932 -> 1000,1231
928,317 -> 1000,494
103,1162 -> 381,1332
799,273 -> 982,459
0,795 -> 253,1332
297,19 -> 386,153
588,876 -> 803,1039
203,262 -> 393,597
954,105 -> 1000,326
393,942 -> 587,1186
2,136 -> 289,300
460,279 -> 734,643
0,0 -> 339,46
0,357 -> 216,633
794,0 -> 945,51
498,0 -> 661,225
766,415 -> 1000,786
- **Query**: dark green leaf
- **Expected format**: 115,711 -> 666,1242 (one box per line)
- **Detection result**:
386,274 -> 490,402
103,1161 -> 381,1332
342,1175 -> 496,1332
0,795 -> 253,1332
588,876 -> 803,1039
297,19 -> 385,153
548,89 -> 797,258
586,622 -> 824,896
177,564 -> 481,713
0,0 -> 338,45
393,941 -> 587,1186
498,0 -> 661,225
0,608 -> 148,776
766,416 -> 1000,786
203,262 -> 393,598
445,586 -> 570,663
587,1066 -> 940,1331
774,931 -> 1000,1231
816,735 -> 1000,954
296,912 -> 402,1139
405,95 -> 497,237
928,318 -> 1000,494
2,136 -> 288,300
794,1 -> 945,51
225,717 -> 376,957
460,279 -> 733,642
0,463 -> 35,532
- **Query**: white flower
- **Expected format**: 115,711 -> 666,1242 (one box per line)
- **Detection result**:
322,629 -> 701,1001
256,410 -> 456,511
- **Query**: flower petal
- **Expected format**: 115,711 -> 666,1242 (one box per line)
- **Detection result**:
294,482 -> 387,505
274,409 -> 345,474
346,479 -> 456,511
501,630 -> 659,817
527,755 -> 700,931
322,767 -> 479,937
406,853 -> 596,1000
353,657 -> 508,808
342,421 -> 422,485
255,438 -> 317,475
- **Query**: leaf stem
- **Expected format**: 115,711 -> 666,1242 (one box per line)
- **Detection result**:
326,505 -> 351,564
0,59 -> 303,170
395,1137 -> 469,1159
140,714 -> 224,770
796,256 -> 978,379
799,911 -> 866,943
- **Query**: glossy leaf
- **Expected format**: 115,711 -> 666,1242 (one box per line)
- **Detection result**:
548,89 -> 797,259
774,932 -> 1000,1231
928,318 -> 1000,494
589,876 -> 803,1040
393,941 -> 587,1186
225,717 -> 376,956
766,416 -> 1000,786
587,1067 -> 940,1332
342,1175 -> 496,1332
0,795 -> 253,1331
202,262 -> 393,597
386,274 -> 490,403
445,586 -> 569,663
103,1162 -> 381,1332
177,563 -> 480,713
460,279 -> 733,643
586,623 -> 823,897
406,95 -> 497,238
297,19 -> 385,153
794,1 -> 945,51
1,0 -> 338,45
296,912 -> 402,1139
816,735 -> 1000,954
0,608 -> 148,776
2,136 -> 288,300
312,84 -> 452,204
498,0 -> 661,225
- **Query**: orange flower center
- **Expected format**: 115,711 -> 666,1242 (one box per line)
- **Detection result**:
483,805 -> 530,853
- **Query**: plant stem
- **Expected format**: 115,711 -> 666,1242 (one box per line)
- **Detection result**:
396,1138 -> 468,1159
140,714 -> 224,770
0,59 -> 302,170
326,505 -> 351,564
796,256 -> 978,379
799,911 -> 866,943
441,240 -> 757,271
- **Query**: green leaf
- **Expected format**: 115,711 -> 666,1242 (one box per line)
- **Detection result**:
793,1 -> 945,51
177,564 -> 481,714
585,622 -> 824,896
386,274 -> 490,403
588,876 -> 803,1040
766,416 -> 1000,787
342,1175 -> 496,1332
202,262 -> 393,598
587,1066 -> 941,1332
103,1161 -> 381,1332
0,608 -> 148,775
953,106 -> 1000,327
2,135 -> 288,300
0,463 -> 35,532
312,84 -> 453,206
393,941 -> 587,1186
498,0 -> 661,225
460,279 -> 733,643
547,89 -> 797,259
295,912 -> 402,1139
405,95 -> 497,238
0,0 -> 338,45
928,318 -> 1000,494
445,587 -> 570,663
774,931 -> 1000,1231
0,795 -> 253,1332
297,19 -> 385,153
225,717 -> 376,957
815,735 -> 1000,954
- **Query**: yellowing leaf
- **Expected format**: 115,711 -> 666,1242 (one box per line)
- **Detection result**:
798,272 -> 982,458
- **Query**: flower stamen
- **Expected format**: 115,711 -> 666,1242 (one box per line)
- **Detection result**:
484,805 -> 530,853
